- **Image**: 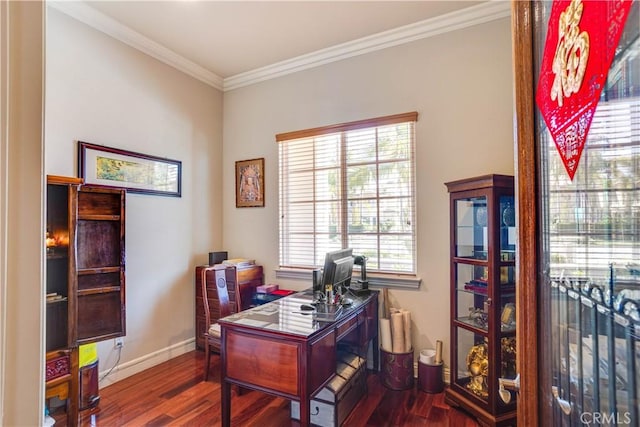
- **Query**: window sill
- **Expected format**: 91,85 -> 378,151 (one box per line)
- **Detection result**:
275,268 -> 421,290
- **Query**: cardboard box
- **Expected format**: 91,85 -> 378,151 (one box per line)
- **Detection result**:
256,283 -> 279,293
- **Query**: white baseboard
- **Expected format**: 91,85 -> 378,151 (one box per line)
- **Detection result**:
98,338 -> 196,388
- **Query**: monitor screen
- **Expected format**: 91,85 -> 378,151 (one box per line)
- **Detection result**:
321,248 -> 353,291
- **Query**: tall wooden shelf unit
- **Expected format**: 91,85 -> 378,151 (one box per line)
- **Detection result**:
444,174 -> 517,427
46,175 -> 126,424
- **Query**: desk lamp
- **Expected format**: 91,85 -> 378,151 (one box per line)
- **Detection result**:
352,255 -> 370,295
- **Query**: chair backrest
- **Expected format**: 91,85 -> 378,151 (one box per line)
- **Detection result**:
201,265 -> 232,332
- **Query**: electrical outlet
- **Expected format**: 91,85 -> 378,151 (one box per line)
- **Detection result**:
114,337 -> 124,349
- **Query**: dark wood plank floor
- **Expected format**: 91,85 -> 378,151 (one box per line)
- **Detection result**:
59,350 -> 479,426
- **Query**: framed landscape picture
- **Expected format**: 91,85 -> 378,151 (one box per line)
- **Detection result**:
78,141 -> 181,197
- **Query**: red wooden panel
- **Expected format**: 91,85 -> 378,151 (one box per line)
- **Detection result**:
226,330 -> 299,396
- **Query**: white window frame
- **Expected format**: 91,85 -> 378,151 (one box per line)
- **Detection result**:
276,112 -> 421,289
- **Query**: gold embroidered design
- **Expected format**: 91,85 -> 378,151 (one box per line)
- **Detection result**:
550,0 -> 590,107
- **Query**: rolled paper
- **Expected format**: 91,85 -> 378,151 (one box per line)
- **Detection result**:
435,340 -> 443,364
391,312 -> 405,353
402,309 -> 411,352
383,288 -> 390,319
380,318 -> 392,352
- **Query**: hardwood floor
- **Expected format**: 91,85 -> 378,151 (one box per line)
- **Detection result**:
58,350 -> 479,426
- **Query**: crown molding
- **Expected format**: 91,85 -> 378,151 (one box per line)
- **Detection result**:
48,1 -> 510,93
224,1 -> 511,91
48,1 -> 224,90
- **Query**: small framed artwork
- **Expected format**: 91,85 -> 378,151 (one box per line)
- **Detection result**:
235,158 -> 264,207
78,141 -> 182,197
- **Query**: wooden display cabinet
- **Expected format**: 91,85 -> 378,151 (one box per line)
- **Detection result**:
444,174 -> 516,427
46,175 -> 126,424
194,264 -> 263,350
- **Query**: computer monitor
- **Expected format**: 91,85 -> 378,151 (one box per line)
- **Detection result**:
321,248 -> 354,292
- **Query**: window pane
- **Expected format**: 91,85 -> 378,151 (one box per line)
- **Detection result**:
315,134 -> 340,168
378,123 -> 411,161
315,168 -> 340,201
347,164 -> 377,199
380,234 -> 414,272
287,202 -> 314,233
379,161 -> 411,197
316,201 -> 341,237
285,234 -> 315,266
286,138 -> 315,171
346,129 -> 377,163
379,197 -> 413,233
288,170 -> 313,202
348,199 -> 377,233
349,234 -> 379,269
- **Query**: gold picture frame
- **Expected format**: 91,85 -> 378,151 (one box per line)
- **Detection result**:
235,158 -> 264,207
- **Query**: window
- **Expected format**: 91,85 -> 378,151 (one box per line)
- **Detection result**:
277,112 -> 418,277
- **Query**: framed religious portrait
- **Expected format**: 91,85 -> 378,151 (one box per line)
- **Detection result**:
235,158 -> 264,207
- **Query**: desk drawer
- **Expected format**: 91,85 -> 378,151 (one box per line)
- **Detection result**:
225,329 -> 299,396
335,313 -> 359,341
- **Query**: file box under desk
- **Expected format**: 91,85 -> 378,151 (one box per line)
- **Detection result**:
291,352 -> 366,426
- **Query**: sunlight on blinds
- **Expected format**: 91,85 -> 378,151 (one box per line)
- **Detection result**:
278,113 -> 417,274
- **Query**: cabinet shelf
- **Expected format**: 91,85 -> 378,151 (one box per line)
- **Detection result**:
454,318 -> 489,334
500,326 -> 516,335
460,286 -> 488,296
78,267 -> 121,275
78,287 -> 121,296
47,251 -> 69,260
78,214 -> 121,221
453,256 -> 488,265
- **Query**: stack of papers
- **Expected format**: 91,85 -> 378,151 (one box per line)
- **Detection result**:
222,258 -> 255,268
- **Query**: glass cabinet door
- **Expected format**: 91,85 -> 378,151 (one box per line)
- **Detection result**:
529,0 -> 640,424
455,262 -> 489,331
455,197 -> 488,260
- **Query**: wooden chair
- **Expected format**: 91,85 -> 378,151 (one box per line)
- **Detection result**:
201,265 -> 232,381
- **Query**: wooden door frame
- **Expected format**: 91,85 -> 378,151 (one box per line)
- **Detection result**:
511,1 -> 540,425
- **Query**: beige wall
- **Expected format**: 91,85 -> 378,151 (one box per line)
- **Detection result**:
222,17 -> 515,367
1,2 -> 46,425
45,8 -> 223,384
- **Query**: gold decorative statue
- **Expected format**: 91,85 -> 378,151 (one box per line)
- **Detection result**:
466,343 -> 489,398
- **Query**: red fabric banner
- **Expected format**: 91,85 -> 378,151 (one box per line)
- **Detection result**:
536,0 -> 633,180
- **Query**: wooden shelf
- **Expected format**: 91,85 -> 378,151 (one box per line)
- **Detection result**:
78,267 -> 121,275
78,214 -> 121,221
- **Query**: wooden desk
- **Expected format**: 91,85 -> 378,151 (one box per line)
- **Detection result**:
219,290 -> 378,427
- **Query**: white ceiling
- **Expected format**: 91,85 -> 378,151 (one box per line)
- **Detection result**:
50,1 -> 510,91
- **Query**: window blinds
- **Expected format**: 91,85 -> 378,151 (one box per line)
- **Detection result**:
277,112 -> 418,274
